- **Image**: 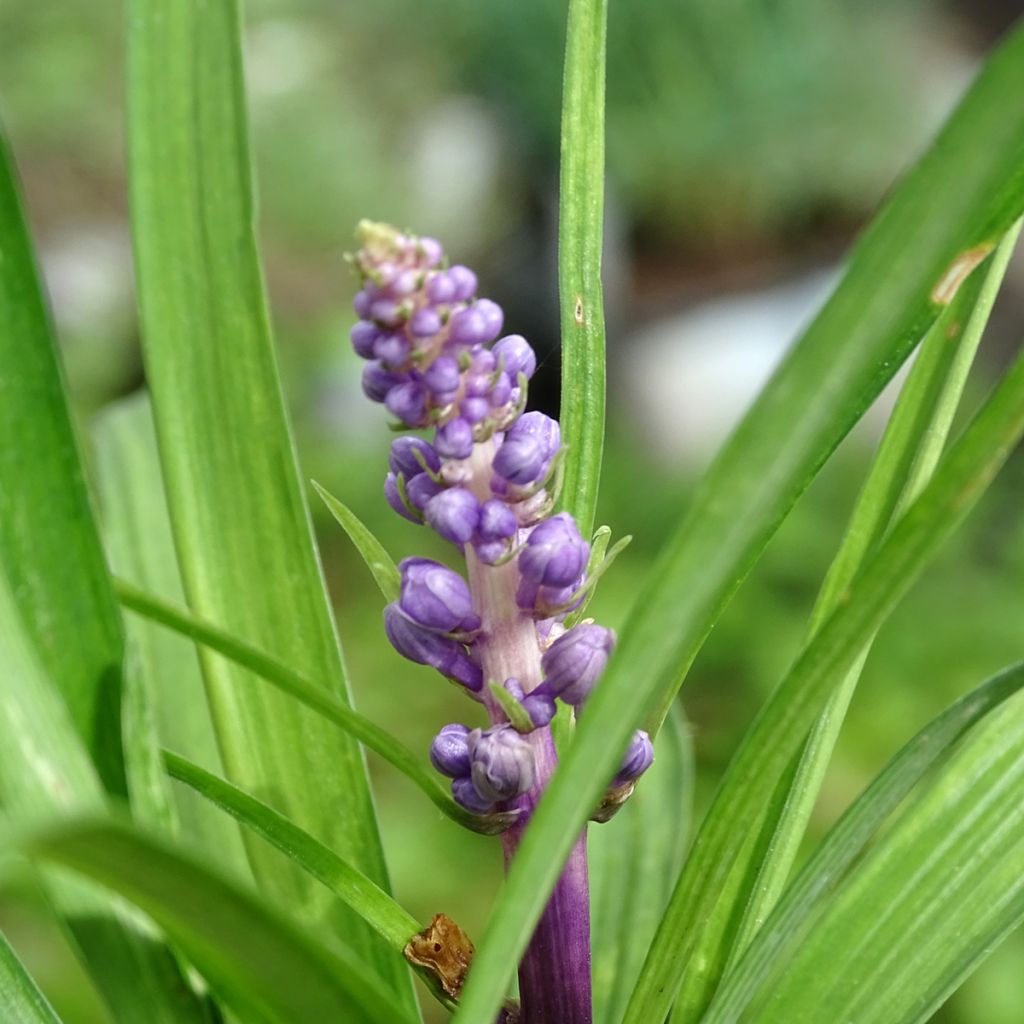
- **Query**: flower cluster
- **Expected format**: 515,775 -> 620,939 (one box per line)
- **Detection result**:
350,221 -> 652,815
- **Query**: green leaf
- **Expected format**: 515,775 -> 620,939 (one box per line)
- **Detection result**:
558,0 -> 608,540
0,572 -> 212,1024
678,220 -> 1024,1021
92,394 -> 250,873
311,481 -> 400,603
0,931 -> 63,1024
125,0 -> 415,1007
624,347 -> 1024,1022
18,818 -> 416,1024
0,121 -> 125,796
452,27 -> 1024,1024
740,684 -> 1024,1023
163,752 -> 464,1013
114,579 -> 517,836
589,705 -> 693,1024
702,661 -> 1024,1023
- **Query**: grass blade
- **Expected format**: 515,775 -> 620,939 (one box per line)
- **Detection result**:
624,343 -> 1024,1022
452,26 -> 1024,1024
312,481 -> 400,603
0,121 -> 125,795
0,573 -> 212,1023
114,579 -> 516,836
702,662 -> 1024,1023
18,818 -> 416,1024
92,394 -> 250,872
164,751 -> 466,1012
0,931 -> 63,1024
740,684 -> 1024,1022
558,0 -> 608,539
589,706 -> 693,1024
675,220 -> 1024,1018
126,0 -> 415,1005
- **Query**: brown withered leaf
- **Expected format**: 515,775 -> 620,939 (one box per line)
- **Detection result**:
404,913 -> 475,999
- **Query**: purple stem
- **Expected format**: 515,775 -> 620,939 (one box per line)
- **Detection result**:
501,729 -> 591,1024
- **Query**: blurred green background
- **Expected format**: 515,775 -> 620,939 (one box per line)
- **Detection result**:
2,0 -> 1023,1020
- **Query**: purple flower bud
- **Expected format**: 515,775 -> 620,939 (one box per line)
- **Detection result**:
435,418 -> 475,459
468,726 -> 536,802
448,307 -> 491,348
492,412 -> 560,486
406,472 -> 444,511
350,321 -> 380,359
393,268 -> 421,297
448,265 -> 478,301
373,331 -> 411,366
478,499 -> 517,541
353,288 -> 373,318
398,557 -> 480,633
389,437 -> 441,479
430,723 -> 472,778
492,334 -> 537,380
410,307 -> 443,338
371,298 -> 406,327
419,237 -> 444,267
614,730 -> 654,786
362,361 -> 406,403
385,472 -> 420,523
460,396 -> 492,424
520,691 -> 557,728
385,380 -> 428,425
384,604 -> 482,690
489,372 -> 513,407
424,487 -> 480,545
426,271 -> 457,305
474,539 -> 507,565
518,513 -> 589,587
475,299 -> 504,340
451,776 -> 494,814
541,623 -> 615,705
424,355 -> 461,396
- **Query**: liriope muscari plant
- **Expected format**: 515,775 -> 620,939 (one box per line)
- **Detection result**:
349,220 -> 647,1021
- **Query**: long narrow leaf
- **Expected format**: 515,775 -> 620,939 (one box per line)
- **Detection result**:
0,122 -> 125,795
624,344 -> 1024,1022
688,221 -> 1024,1014
114,579 -> 516,836
0,931 -> 63,1024
17,818 -> 415,1024
453,26 -> 1024,1024
0,573 -> 212,1024
93,394 -> 250,872
558,0 -> 608,539
312,481 -> 400,603
702,662 -> 1024,1023
741,685 -> 1024,1022
163,752 -> 464,1012
126,0 -> 414,1006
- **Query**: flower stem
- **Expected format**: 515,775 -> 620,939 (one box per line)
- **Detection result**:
464,440 -> 593,1022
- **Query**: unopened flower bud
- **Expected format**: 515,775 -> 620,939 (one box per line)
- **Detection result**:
385,380 -> 428,425
492,412 -> 560,486
384,604 -> 482,691
451,775 -> 494,814
398,557 -> 480,633
520,690 -> 557,728
614,730 -> 654,786
492,334 -> 536,380
385,472 -> 420,523
435,418 -> 475,460
447,265 -> 478,301
541,623 -> 615,705
362,362 -> 405,403
518,513 -> 589,587
424,488 -> 481,545
406,473 -> 444,511
389,436 -> 441,480
468,726 -> 536,802
430,723 -> 472,778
